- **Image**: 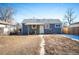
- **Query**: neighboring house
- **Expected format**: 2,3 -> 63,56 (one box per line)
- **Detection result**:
21,19 -> 62,35
69,22 -> 79,35
0,20 -> 16,35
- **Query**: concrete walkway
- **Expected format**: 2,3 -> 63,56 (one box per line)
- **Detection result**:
39,35 -> 45,55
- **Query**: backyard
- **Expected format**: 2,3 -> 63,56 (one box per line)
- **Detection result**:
0,35 -> 79,55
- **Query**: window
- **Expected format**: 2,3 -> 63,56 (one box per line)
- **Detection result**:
55,24 -> 61,28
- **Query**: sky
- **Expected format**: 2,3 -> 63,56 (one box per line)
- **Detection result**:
0,3 -> 79,23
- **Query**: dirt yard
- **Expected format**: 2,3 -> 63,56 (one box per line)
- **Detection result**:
0,35 -> 79,55
44,35 -> 79,55
0,35 -> 41,55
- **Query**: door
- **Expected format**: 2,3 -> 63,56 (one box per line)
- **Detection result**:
40,25 -> 44,34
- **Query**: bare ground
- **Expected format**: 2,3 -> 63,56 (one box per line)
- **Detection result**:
0,35 -> 41,55
44,35 -> 79,55
0,35 -> 79,55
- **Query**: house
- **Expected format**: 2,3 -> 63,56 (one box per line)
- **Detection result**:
21,19 -> 62,35
69,22 -> 79,35
0,20 -> 16,35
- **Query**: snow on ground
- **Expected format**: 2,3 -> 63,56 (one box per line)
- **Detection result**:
61,34 -> 79,41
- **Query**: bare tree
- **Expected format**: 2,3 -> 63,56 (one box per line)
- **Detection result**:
0,7 -> 14,22
64,8 -> 76,25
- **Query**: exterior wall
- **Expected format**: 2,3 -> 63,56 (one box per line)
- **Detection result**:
22,24 -> 40,35
0,24 -> 10,35
0,24 -> 6,27
44,24 -> 62,34
22,23 -> 28,35
28,25 -> 40,34
44,24 -> 53,34
22,23 -> 62,35
4,27 -> 9,35
54,28 -> 61,34
0,23 -> 17,35
0,27 -> 4,35
50,24 -> 56,33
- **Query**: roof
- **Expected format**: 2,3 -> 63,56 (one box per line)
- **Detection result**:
0,20 -> 11,25
0,20 -> 17,25
70,22 -> 79,27
22,19 -> 62,25
70,22 -> 79,25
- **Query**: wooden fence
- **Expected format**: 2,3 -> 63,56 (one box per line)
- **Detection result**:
68,27 -> 79,35
63,26 -> 79,35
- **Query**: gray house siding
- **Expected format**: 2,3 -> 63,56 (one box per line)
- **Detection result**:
52,24 -> 61,34
50,24 -> 55,33
44,24 -> 61,34
44,29 -> 52,34
22,24 -> 62,35
22,19 -> 62,35
22,24 -> 28,35
44,24 -> 54,34
55,28 -> 61,34
22,23 -> 62,35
